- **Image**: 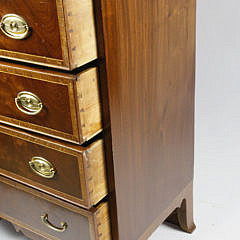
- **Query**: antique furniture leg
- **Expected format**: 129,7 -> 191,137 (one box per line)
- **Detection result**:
167,182 -> 196,233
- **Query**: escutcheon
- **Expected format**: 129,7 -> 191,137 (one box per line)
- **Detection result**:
29,157 -> 55,179
15,91 -> 43,116
0,14 -> 30,40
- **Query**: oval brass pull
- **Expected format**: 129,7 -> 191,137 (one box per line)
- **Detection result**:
15,91 -> 43,116
29,157 -> 55,179
41,214 -> 67,233
0,14 -> 30,40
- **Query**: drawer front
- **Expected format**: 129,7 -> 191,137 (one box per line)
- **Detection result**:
0,125 -> 108,208
0,1 -> 63,62
0,0 -> 97,69
0,178 -> 111,240
0,63 -> 102,144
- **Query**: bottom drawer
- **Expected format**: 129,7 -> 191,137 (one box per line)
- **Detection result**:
0,177 -> 111,240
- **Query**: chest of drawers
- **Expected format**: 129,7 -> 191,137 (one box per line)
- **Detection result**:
0,0 -> 196,239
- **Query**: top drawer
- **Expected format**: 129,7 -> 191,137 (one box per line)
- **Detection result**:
0,0 -> 97,70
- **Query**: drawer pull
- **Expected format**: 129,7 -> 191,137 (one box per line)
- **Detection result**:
29,157 -> 55,179
41,214 -> 67,233
0,14 -> 30,40
15,91 -> 43,116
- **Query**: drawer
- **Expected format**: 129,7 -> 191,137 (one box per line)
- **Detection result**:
0,177 -> 111,240
0,62 -> 102,144
0,124 -> 108,208
0,0 -> 97,70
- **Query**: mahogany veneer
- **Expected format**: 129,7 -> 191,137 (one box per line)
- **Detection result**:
99,0 -> 197,238
0,0 -> 97,70
0,62 -> 102,144
0,124 -> 107,208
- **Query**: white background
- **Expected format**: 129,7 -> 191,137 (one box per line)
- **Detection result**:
1,0 -> 240,239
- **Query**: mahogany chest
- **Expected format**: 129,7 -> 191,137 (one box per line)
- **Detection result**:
0,0 -> 196,239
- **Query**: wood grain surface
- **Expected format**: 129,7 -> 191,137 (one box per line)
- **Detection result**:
63,0 -> 98,69
100,0 -> 196,239
0,0 -> 97,70
0,0 -> 66,68
0,0 -> 62,59
0,124 -> 107,209
76,68 -> 103,143
0,62 -> 102,144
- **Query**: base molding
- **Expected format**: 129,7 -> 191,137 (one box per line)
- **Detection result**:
139,181 -> 196,240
